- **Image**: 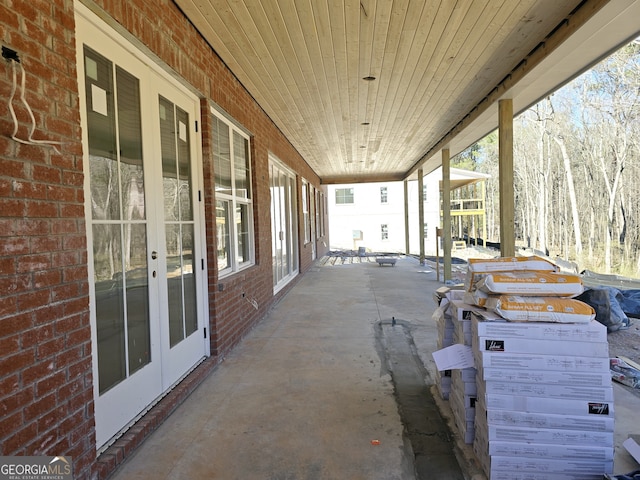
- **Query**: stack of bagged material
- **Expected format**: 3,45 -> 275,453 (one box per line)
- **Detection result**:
465,256 -> 613,480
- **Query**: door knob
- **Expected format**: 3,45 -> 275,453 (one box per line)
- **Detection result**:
151,251 -> 158,260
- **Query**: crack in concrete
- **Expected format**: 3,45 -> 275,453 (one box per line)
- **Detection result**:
375,320 -> 464,480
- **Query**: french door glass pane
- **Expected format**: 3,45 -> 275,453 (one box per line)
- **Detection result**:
182,224 -> 198,337
116,67 -> 145,221
126,224 -> 150,374
166,224 -> 185,347
160,95 -> 198,347
94,224 -> 126,393
85,46 -> 150,394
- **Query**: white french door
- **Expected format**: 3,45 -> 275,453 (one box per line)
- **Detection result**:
76,4 -> 208,449
269,156 -> 298,292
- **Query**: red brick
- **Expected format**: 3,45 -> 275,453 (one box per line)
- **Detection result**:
22,359 -> 58,386
25,200 -> 58,218
37,404 -> 69,434
14,218 -> 51,236
56,345 -> 82,368
0,198 -> 26,217
17,254 -> 51,273
4,421 -> 38,454
33,303 -> 64,326
0,349 -> 34,377
0,274 -> 31,295
0,387 -> 34,418
0,374 -> 19,397
17,288 -> 51,311
0,159 -> 27,179
33,269 -> 62,289
35,370 -> 66,397
21,323 -> 54,349
37,336 -> 66,360
0,411 -> 24,440
32,164 -> 62,183
0,236 -> 29,256
51,219 -> 78,235
23,393 -> 57,422
31,236 -> 62,253
0,334 -> 20,356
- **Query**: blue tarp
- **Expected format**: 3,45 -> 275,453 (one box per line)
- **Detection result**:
577,287 -> 640,332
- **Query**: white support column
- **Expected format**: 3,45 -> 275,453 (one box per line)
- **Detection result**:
404,180 -> 410,255
442,149 -> 452,281
418,168 -> 425,265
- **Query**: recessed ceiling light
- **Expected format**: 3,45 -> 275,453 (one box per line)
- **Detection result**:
362,76 -> 376,81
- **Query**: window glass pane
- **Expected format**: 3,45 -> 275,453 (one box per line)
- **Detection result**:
93,224 -> 126,393
216,200 -> 231,272
335,188 -> 354,204
166,223 -> 185,347
84,47 -> 120,221
159,96 -> 179,222
177,107 -> 193,221
233,132 -> 250,199
213,116 -> 232,195
116,67 -> 145,221
182,224 -> 198,337
236,203 -> 250,263
126,224 -> 150,374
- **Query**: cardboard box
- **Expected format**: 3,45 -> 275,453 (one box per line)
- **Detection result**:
472,313 -> 607,342
488,472 -> 608,480
452,367 -> 476,383
479,367 -> 611,387
483,393 -> 614,417
481,406 -> 614,432
474,335 -> 609,357
450,388 -> 476,419
485,425 -> 613,446
479,380 -> 613,402
488,456 -> 612,476
487,441 -> 614,460
474,350 -> 610,373
450,300 -> 483,323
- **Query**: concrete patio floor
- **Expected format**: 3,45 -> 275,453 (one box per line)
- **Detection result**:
108,255 -> 640,479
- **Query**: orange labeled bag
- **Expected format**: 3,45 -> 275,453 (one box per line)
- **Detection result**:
484,295 -> 595,323
476,271 -> 584,297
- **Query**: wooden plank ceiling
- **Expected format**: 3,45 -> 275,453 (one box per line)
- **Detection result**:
174,0 -> 638,184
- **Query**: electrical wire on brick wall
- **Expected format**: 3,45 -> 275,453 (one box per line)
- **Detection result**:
4,47 -> 65,154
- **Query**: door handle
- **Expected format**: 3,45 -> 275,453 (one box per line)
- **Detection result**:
151,251 -> 158,260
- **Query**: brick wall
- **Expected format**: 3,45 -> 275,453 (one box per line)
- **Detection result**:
1,0 -> 330,477
0,1 -> 95,478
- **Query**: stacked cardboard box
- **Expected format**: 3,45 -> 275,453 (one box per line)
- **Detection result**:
449,300 -> 483,444
433,302 -> 453,399
472,312 -> 614,480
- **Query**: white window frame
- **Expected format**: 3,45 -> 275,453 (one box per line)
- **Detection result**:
335,187 -> 354,205
380,186 -> 388,204
211,105 -> 254,277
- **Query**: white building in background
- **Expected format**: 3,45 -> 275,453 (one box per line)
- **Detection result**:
327,168 -> 489,255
